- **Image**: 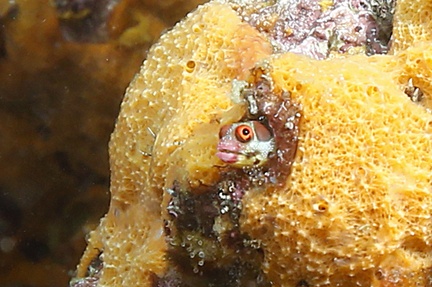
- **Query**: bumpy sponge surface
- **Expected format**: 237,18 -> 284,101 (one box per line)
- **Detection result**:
77,3 -> 271,286
76,0 -> 432,286
243,47 -> 432,285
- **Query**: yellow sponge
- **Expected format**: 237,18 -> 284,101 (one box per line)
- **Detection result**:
391,0 -> 432,52
242,47 -> 432,286
75,0 -> 432,286
77,2 -> 271,286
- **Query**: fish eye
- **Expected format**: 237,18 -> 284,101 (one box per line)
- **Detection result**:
235,124 -> 253,142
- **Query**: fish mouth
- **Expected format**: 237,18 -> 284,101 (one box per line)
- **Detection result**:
217,149 -> 261,167
216,150 -> 240,163
216,141 -> 243,163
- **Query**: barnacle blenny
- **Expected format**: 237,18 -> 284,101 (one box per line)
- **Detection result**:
217,120 -> 275,167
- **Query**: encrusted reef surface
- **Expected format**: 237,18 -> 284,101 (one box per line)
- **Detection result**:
75,0 -> 432,286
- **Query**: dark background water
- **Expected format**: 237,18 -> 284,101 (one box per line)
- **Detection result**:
0,0 -> 204,286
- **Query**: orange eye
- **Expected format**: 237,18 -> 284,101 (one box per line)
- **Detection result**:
235,124 -> 253,142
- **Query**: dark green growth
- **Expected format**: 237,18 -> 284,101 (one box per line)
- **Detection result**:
158,177 -> 270,287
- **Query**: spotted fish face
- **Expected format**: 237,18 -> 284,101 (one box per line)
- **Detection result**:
216,121 -> 275,167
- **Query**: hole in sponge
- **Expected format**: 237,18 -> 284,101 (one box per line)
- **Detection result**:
185,60 -> 196,73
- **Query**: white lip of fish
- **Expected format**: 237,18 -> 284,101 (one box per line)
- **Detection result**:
216,138 -> 275,165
